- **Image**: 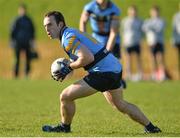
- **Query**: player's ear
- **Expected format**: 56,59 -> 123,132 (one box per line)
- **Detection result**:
58,22 -> 64,28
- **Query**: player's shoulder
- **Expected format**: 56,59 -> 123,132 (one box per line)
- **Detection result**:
121,17 -> 129,23
63,28 -> 76,38
135,16 -> 143,21
122,16 -> 131,21
157,17 -> 165,24
173,12 -> 180,20
110,2 -> 120,11
110,2 -> 120,15
62,28 -> 77,45
135,17 -> 144,24
84,0 -> 96,11
174,12 -> 180,17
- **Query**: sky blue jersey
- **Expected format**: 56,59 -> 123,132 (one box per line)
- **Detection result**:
60,27 -> 122,73
84,0 -> 121,46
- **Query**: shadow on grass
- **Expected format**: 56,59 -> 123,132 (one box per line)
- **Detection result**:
0,128 -> 17,132
103,130 -> 180,137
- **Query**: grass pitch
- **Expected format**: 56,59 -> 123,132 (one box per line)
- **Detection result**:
0,79 -> 180,137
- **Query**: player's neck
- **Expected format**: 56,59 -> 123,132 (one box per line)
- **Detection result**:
100,3 -> 107,9
97,1 -> 110,10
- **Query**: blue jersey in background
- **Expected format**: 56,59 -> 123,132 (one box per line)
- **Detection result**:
84,0 -> 121,46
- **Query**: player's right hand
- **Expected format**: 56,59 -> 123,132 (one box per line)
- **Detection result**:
51,71 -> 65,82
52,64 -> 73,82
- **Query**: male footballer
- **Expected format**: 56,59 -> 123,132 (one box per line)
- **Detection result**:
42,11 -> 161,133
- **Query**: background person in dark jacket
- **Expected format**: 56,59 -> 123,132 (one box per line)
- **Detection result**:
10,3 -> 35,78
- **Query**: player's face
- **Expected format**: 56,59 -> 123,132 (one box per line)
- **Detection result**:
96,0 -> 107,6
128,7 -> 137,17
150,9 -> 159,17
43,16 -> 61,39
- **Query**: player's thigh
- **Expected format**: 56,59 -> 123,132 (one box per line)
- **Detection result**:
112,44 -> 121,59
156,51 -> 164,58
61,79 -> 97,101
104,88 -> 124,107
103,92 -> 116,107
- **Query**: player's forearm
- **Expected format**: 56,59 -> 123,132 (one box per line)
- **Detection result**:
69,56 -> 94,69
79,11 -> 89,32
106,32 -> 117,51
79,22 -> 86,32
106,18 -> 119,51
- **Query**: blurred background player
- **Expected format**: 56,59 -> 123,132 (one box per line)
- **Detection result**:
121,5 -> 143,81
10,3 -> 36,78
172,2 -> 180,78
142,6 -> 166,81
79,0 -> 126,88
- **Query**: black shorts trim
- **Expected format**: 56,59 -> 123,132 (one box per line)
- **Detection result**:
174,43 -> 180,51
126,44 -> 141,54
112,43 -> 121,59
83,72 -> 122,92
150,43 -> 164,55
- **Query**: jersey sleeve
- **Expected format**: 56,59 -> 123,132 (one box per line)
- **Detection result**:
113,6 -> 120,16
110,4 -> 120,22
110,3 -> 121,17
63,33 -> 81,55
84,1 -> 94,13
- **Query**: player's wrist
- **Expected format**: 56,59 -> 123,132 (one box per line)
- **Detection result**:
68,65 -> 73,71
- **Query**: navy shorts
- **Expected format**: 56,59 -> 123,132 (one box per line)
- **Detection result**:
83,72 -> 122,92
126,45 -> 141,54
112,43 -> 121,59
175,43 -> 180,51
150,43 -> 164,55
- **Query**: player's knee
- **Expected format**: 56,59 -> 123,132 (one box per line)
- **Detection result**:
59,88 -> 71,102
111,105 -> 117,110
60,89 -> 68,102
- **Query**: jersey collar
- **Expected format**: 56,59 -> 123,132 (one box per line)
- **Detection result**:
96,0 -> 112,11
59,26 -> 68,41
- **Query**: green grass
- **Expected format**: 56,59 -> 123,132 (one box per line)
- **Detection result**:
0,79 -> 180,136
0,0 -> 180,40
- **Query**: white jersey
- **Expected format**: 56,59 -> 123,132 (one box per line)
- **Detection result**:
121,16 -> 143,47
142,17 -> 165,46
172,12 -> 180,44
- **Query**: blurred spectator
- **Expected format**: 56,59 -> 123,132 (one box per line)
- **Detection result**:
80,0 -> 126,88
142,6 -> 166,81
10,3 -> 36,78
172,3 -> 180,77
121,5 -> 143,81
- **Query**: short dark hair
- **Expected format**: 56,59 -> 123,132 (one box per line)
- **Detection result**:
19,3 -> 26,10
151,5 -> 160,12
129,5 -> 137,11
44,11 -> 66,26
